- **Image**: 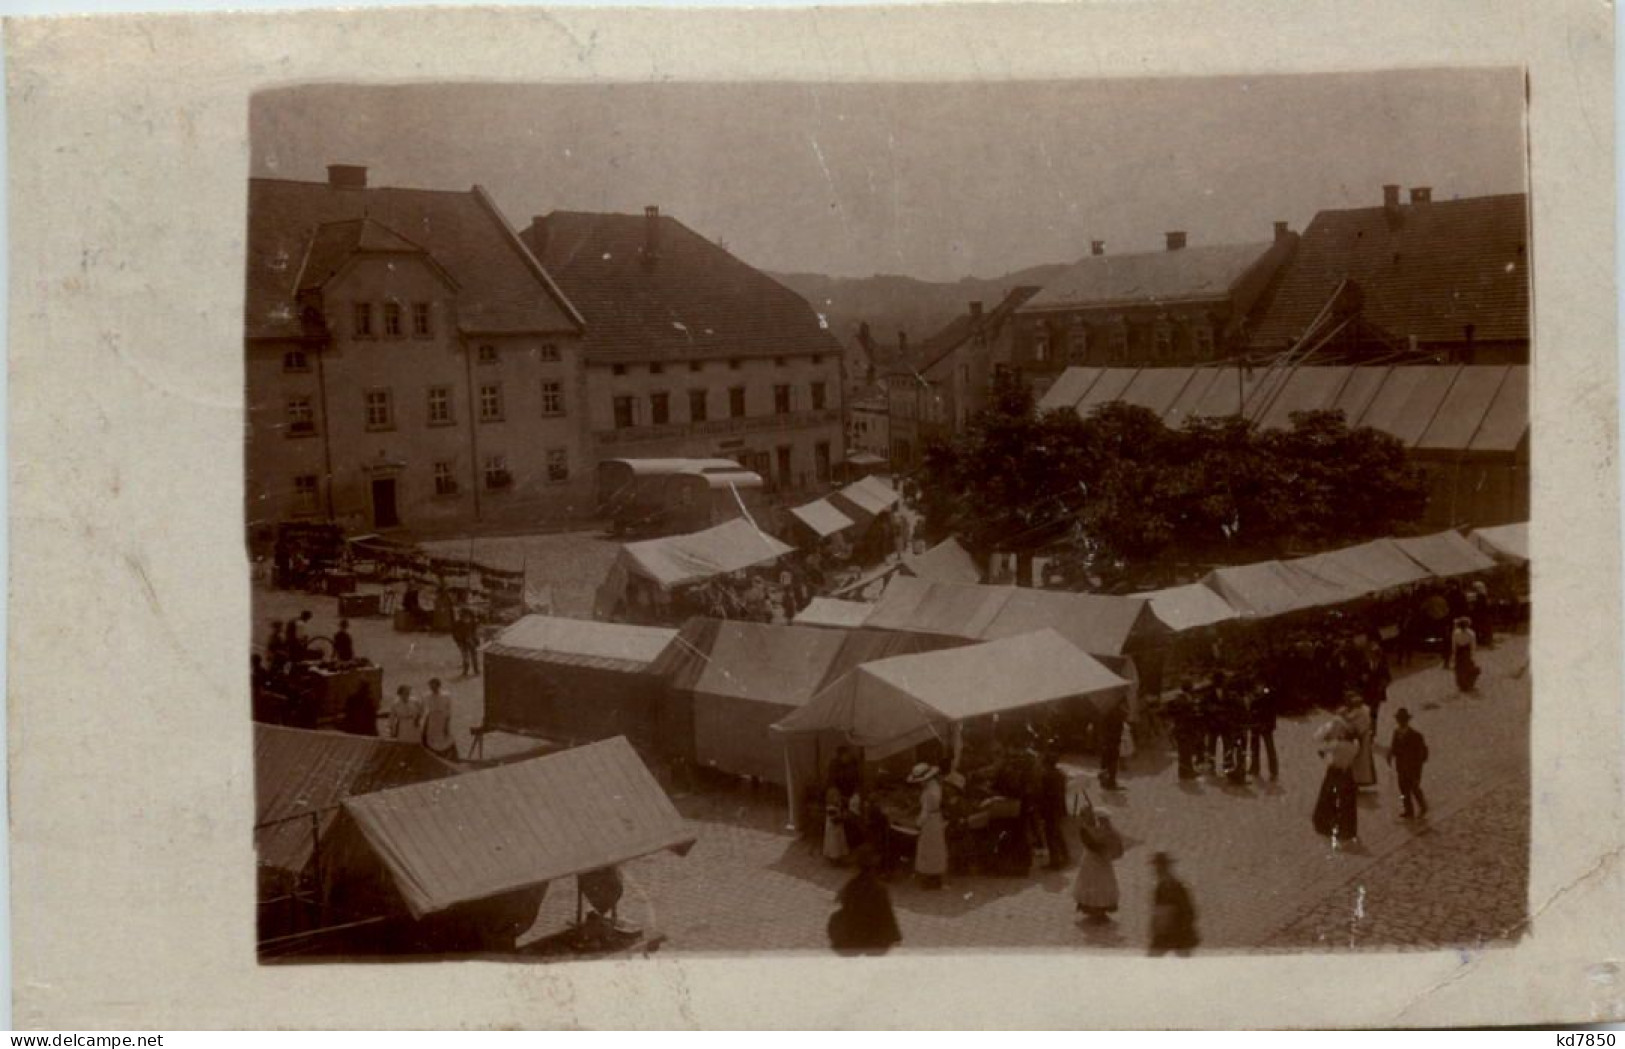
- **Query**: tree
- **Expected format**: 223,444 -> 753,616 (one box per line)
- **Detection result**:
906,384 -> 1431,591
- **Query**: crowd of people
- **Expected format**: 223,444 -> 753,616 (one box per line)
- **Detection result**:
811,566 -> 1512,956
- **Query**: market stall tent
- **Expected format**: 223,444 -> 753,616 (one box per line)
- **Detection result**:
1468,522 -> 1528,566
481,615 -> 679,752
593,517 -> 794,618
1132,582 -> 1240,634
774,629 -> 1129,761
1286,538 -> 1434,597
255,724 -> 459,893
828,473 -> 902,524
787,498 -> 856,540
863,575 -> 1012,640
339,737 -> 695,919
981,587 -> 1161,660
900,536 -> 982,585
653,618 -> 849,783
1391,529 -> 1498,578
1200,560 -> 1356,619
793,596 -> 877,629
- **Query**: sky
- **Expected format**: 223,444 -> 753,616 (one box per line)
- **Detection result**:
251,70 -> 1527,282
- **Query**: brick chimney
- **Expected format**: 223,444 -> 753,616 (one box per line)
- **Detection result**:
898,331 -> 909,358
1091,240 -> 1105,256
1165,231 -> 1187,251
1273,221 -> 1290,243
1383,184 -> 1402,210
969,301 -> 984,321
327,164 -> 368,189
1410,186 -> 1432,205
642,205 -> 662,262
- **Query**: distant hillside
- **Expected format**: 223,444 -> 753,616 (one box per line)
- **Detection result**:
769,262 -> 1076,356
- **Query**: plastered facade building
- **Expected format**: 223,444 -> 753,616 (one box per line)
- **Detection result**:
245,166 -> 591,538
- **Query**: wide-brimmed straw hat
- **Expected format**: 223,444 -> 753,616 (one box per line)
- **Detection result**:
906,763 -> 939,784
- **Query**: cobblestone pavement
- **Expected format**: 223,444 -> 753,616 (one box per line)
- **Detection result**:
1261,779 -> 1530,951
253,537 -> 1531,957
518,633 -> 1532,957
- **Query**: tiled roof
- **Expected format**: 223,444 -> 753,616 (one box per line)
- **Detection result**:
297,217 -> 432,293
1247,194 -> 1529,348
246,177 -> 581,341
1040,364 -> 1529,454
525,210 -> 846,363
1021,242 -> 1277,312
898,286 -> 1044,378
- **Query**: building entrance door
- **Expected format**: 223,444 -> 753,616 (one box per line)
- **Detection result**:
371,477 -> 400,529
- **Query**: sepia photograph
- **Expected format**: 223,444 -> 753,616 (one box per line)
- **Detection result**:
246,72 -> 1534,962
8,0 -> 1616,1029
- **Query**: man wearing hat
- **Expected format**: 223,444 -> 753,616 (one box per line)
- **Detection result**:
907,762 -> 949,889
1387,708 -> 1430,819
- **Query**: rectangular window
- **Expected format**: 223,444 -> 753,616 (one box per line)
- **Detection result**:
650,362 -> 664,375
353,303 -> 373,337
294,474 -> 319,513
1153,327 -> 1173,361
541,381 -> 565,416
412,302 -> 432,337
728,358 -> 742,371
729,386 -> 746,418
1194,325 -> 1215,358
478,344 -> 499,365
614,395 -> 635,429
689,389 -> 708,422
484,455 -> 511,490
815,441 -> 831,483
1109,328 -> 1129,363
433,461 -> 458,496
774,356 -> 787,367
689,360 -> 703,373
286,396 -> 316,437
1033,334 -> 1050,363
1067,328 -> 1088,364
811,382 -> 827,411
774,384 -> 792,414
282,349 -> 310,373
651,392 -> 670,426
383,302 -> 403,337
613,363 -> 628,376
479,383 -> 504,422
547,448 -> 569,483
364,389 -> 392,430
427,385 -> 454,426
776,445 -> 793,488
538,343 -> 560,362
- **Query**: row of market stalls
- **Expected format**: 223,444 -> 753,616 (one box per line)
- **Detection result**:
481,614 -> 1132,830
256,726 -> 694,956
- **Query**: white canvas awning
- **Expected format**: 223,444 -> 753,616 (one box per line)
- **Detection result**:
774,629 -> 1128,760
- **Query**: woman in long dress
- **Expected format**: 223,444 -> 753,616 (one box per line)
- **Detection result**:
908,763 -> 948,889
822,787 -> 851,864
1343,699 -> 1377,789
1072,801 -> 1122,924
1313,716 -> 1360,845
1452,617 -> 1481,692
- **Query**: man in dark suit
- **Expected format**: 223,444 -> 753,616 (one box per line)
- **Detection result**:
1388,708 -> 1430,819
